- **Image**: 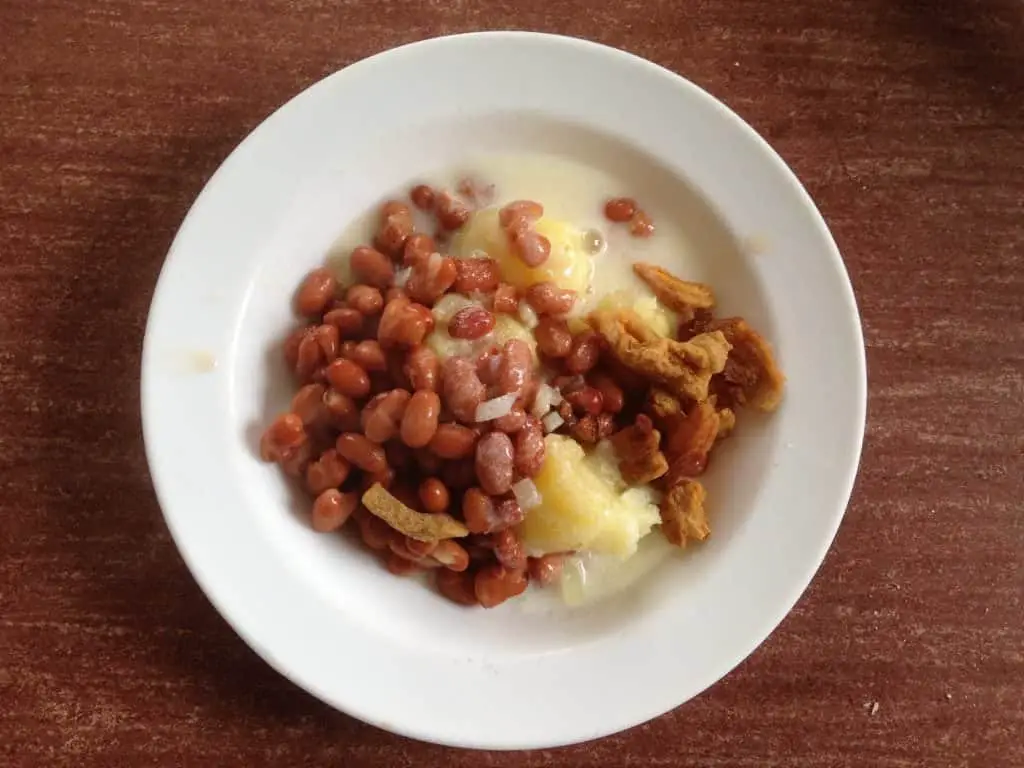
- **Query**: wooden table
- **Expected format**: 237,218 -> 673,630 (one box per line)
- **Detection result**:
1,1 -> 1021,765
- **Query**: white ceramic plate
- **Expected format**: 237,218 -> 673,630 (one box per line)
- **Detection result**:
141,32 -> 866,749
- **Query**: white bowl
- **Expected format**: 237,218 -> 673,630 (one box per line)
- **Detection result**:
141,32 -> 866,750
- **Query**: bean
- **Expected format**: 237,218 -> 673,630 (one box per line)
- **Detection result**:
305,449 -> 351,496
385,440 -> 412,470
436,568 -> 479,606
492,283 -> 518,314
454,257 -> 500,293
590,372 -> 626,413
356,510 -> 392,551
564,330 -> 602,374
295,334 -> 324,381
385,552 -> 423,576
533,317 -> 571,358
462,488 -> 497,534
436,191 -> 471,231
432,540 -> 470,572
511,230 -> 551,267
492,528 -> 527,570
322,307 -> 364,338
441,357 -> 485,423
524,282 -> 576,316
474,564 -> 528,608
418,478 -> 450,514
400,390 -> 441,448
448,306 -> 495,340
528,554 -> 565,586
361,389 -> 411,443
565,386 -> 604,416
404,345 -> 439,391
347,339 -> 387,372
259,413 -> 306,462
475,347 -> 501,387
322,389 -> 360,432
475,432 -> 514,495
429,423 -> 478,459
376,200 -> 415,256
363,465 -> 396,491
497,339 -> 532,396
310,489 -> 358,532
378,297 -> 430,348
410,184 -> 435,211
336,433 -> 387,473
295,268 -> 337,317
346,284 -> 384,316
513,416 -> 546,477
385,286 -> 408,303
350,245 -> 395,289
324,358 -> 371,398
403,233 -> 436,267
291,383 -> 327,425
499,200 -> 543,228
492,405 -> 526,433
629,210 -> 655,238
283,326 -> 312,369
441,458 -> 477,490
279,441 -> 313,477
415,447 -> 443,474
604,197 -> 637,223
312,324 -> 340,362
406,255 -> 458,305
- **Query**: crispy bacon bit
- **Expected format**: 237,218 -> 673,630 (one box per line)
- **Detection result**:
609,414 -> 669,485
660,479 -> 709,547
709,317 -> 785,412
633,263 -> 715,313
663,401 -> 720,481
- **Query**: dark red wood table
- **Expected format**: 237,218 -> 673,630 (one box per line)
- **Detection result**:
1,1 -> 1021,765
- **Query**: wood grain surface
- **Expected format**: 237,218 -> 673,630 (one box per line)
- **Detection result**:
1,1 -> 1021,766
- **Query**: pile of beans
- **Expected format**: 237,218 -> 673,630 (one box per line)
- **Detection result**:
260,187 -> 640,607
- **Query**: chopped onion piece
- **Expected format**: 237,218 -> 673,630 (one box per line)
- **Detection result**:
512,478 -> 542,510
541,410 -> 565,433
518,300 -> 539,329
474,392 -> 518,422
394,267 -> 412,288
530,383 -> 556,418
426,251 -> 443,279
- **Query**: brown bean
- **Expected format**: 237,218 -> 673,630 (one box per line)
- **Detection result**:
432,540 -> 470,572
378,297 -> 430,348
376,200 -> 415,256
428,423 -> 478,459
336,433 -> 387,473
400,390 -> 441,448
311,489 -> 358,532
356,509 -> 392,550
283,326 -> 313,369
279,441 -> 313,477
604,197 -> 637,223
436,191 -> 471,230
406,255 -> 458,305
436,568 -> 479,606
524,282 -> 576,316
418,478 -> 450,514
528,554 -> 565,586
312,324 -> 340,362
259,413 -> 306,462
629,210 -> 655,237
492,283 -> 518,314
346,284 -> 384,316
454,257 -> 500,294
404,346 -> 440,391
534,317 -> 572,358
410,184 -> 435,211
385,286 -> 408,303
363,465 -> 396,491
350,246 -> 395,289
441,357 -> 485,423
511,231 -> 551,267
295,268 -> 337,317
448,306 -> 495,340
565,386 -> 604,416
492,528 -> 527,570
513,416 -> 546,477
499,200 -> 543,228
295,334 -> 324,381
492,405 -> 526,433
385,552 -> 423,576
324,358 -> 371,398
497,339 -> 532,396
322,307 -> 364,338
403,233 -> 436,267
475,432 -> 514,495
291,383 -> 327,425
462,488 -> 497,534
591,372 -> 626,413
568,413 -> 613,443
361,389 -> 411,443
345,339 -> 386,372
474,564 -> 528,608
305,449 -> 351,495
404,535 -> 438,559
564,330 -> 602,374
322,389 -> 360,431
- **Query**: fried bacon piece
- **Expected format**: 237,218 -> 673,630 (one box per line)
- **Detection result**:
609,414 -> 669,485
591,308 -> 731,403
362,484 -> 468,541
633,263 -> 715,313
645,386 -> 682,424
709,317 -> 785,412
664,401 -> 720,482
716,407 -> 736,440
660,478 -> 709,547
